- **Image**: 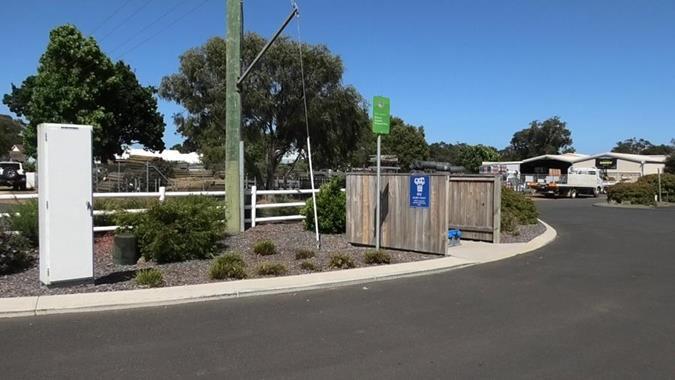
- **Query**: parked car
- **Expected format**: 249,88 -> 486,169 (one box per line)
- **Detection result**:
0,161 -> 27,190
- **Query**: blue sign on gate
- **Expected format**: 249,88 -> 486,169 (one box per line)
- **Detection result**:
409,175 -> 430,208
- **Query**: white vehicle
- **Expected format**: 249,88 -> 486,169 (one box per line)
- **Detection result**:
528,167 -> 603,198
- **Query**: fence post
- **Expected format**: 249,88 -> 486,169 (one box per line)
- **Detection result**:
159,186 -> 166,203
250,185 -> 257,227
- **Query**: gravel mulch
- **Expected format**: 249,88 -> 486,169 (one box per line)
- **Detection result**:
0,222 -> 433,298
500,221 -> 547,243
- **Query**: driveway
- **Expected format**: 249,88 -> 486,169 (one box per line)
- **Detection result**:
1,198 -> 674,379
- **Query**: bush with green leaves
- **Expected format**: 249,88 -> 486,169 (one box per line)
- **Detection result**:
295,249 -> 315,260
7,200 -> 39,247
253,240 -> 276,256
0,223 -> 33,275
135,268 -> 164,288
501,188 -> 539,233
300,260 -> 318,271
637,173 -> 675,202
607,182 -> 656,206
328,253 -> 355,269
116,196 -> 225,263
256,262 -> 287,276
301,177 -> 346,234
364,250 -> 391,265
209,252 -> 247,280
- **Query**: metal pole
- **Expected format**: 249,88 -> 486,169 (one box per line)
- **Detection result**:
376,134 -> 381,251
658,168 -> 662,203
225,0 -> 242,234
237,6 -> 298,86
307,137 -> 320,249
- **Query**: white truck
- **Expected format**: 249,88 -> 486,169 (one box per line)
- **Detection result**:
528,167 -> 603,198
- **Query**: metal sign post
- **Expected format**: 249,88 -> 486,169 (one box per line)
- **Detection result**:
372,96 -> 390,251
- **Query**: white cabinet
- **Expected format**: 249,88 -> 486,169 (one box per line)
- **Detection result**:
38,124 -> 93,285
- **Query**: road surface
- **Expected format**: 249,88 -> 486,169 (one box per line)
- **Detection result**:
1,198 -> 674,379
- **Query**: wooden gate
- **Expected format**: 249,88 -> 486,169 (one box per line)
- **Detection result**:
447,176 -> 501,243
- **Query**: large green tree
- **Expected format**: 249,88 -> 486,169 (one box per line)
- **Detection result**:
381,117 -> 429,171
3,25 -> 165,160
456,144 -> 501,173
0,115 -> 24,158
612,137 -> 674,155
504,116 -> 574,160
159,33 -> 369,189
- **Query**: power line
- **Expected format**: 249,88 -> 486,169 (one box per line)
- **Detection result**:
90,0 -> 134,36
108,0 -> 185,55
117,0 -> 211,60
99,0 -> 155,43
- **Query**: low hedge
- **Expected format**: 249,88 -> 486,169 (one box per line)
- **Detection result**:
607,182 -> 656,206
637,173 -> 675,202
301,177 -> 346,234
501,188 -> 539,233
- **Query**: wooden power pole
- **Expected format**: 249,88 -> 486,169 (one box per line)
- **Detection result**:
225,0 -> 242,234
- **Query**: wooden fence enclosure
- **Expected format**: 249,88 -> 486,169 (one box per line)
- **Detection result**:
346,174 -> 501,255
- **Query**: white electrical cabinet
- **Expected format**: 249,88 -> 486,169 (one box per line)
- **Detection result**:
38,123 -> 94,285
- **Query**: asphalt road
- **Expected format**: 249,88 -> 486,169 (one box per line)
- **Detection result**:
1,198 -> 675,379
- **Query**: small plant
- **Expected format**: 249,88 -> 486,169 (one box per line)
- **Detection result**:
0,222 -> 34,275
364,250 -> 391,265
253,240 -> 277,256
7,200 -> 39,247
328,253 -> 355,269
135,268 -> 164,288
501,188 -> 539,233
295,249 -> 316,260
301,177 -> 346,234
256,262 -> 287,276
300,260 -> 318,271
210,252 -> 247,280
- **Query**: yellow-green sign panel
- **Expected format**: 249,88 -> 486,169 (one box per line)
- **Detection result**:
372,96 -> 390,134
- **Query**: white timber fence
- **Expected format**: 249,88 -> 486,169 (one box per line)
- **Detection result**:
0,186 -> 337,233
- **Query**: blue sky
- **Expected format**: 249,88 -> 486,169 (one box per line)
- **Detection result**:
1,0 -> 674,153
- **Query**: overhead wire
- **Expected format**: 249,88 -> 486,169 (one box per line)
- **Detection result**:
89,0 -> 134,36
98,0 -> 155,43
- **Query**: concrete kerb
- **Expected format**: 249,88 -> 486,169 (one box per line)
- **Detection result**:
0,221 -> 557,319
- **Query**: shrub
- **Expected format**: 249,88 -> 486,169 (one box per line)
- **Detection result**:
364,250 -> 391,265
209,252 -> 247,280
7,200 -> 39,247
607,182 -> 656,206
135,268 -> 164,288
301,177 -> 346,234
256,262 -> 287,276
300,260 -> 318,271
116,196 -> 225,263
637,173 -> 675,202
501,188 -> 539,233
328,253 -> 355,269
0,223 -> 33,275
295,249 -> 315,260
253,240 -> 277,256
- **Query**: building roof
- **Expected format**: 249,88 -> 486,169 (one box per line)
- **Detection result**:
115,148 -> 202,164
580,152 -> 667,164
521,153 -> 589,164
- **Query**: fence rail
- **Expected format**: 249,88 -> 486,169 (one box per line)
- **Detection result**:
0,186 -> 327,232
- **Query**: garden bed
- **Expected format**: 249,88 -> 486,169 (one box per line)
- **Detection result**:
500,221 -> 547,243
0,222 -> 433,298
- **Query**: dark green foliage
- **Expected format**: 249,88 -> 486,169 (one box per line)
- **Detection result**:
209,252 -> 247,280
256,262 -> 287,276
381,117 -> 430,171
607,182 -> 656,206
253,240 -> 277,256
328,253 -> 355,269
501,188 -> 539,233
0,223 -> 33,275
135,268 -> 164,288
666,154 -> 675,174
3,25 -> 165,160
300,260 -> 318,271
364,250 -> 391,265
637,173 -> 675,202
295,249 -> 316,260
0,115 -> 23,157
505,116 -> 574,160
302,177 -> 346,234
116,196 -> 225,263
8,200 -> 39,247
611,137 -> 674,155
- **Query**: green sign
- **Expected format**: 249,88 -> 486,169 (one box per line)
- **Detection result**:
372,96 -> 390,134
